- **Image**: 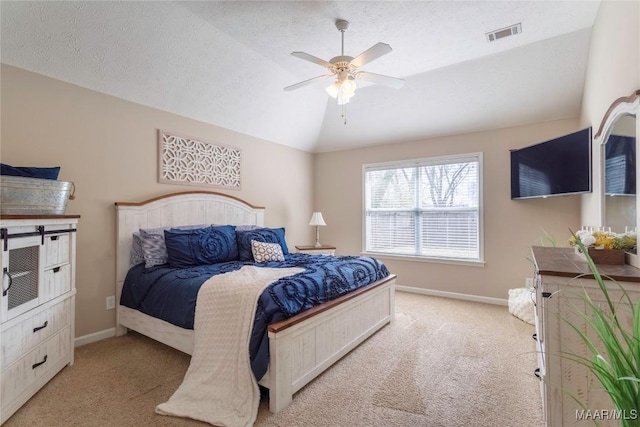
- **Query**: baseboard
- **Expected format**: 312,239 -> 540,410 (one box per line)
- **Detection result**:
74,328 -> 116,347
395,285 -> 508,306
73,288 -> 506,346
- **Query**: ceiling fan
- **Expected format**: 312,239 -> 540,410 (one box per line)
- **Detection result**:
284,20 -> 405,107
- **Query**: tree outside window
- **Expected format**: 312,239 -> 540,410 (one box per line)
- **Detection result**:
364,154 -> 482,261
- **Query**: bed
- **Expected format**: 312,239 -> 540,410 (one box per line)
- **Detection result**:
114,191 -> 396,413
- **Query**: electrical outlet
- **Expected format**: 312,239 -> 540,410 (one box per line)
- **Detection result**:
525,277 -> 534,288
106,296 -> 115,310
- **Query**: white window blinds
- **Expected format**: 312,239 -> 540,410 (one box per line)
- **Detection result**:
364,154 -> 482,261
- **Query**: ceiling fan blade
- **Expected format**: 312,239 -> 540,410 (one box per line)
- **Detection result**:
284,74 -> 332,91
356,71 -> 405,89
350,42 -> 392,68
291,51 -> 334,69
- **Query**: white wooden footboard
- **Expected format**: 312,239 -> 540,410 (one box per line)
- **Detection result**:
264,275 -> 395,412
118,275 -> 395,413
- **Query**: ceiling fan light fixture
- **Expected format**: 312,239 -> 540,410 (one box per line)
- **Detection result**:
326,82 -> 341,98
342,78 -> 356,95
326,76 -> 357,101
286,19 -> 404,123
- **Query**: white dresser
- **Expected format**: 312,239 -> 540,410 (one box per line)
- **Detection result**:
531,246 -> 640,427
0,215 -> 79,424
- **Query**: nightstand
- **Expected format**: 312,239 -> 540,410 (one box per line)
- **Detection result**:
295,245 -> 336,256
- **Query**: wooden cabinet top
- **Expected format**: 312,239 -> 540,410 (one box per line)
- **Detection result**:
531,246 -> 640,283
0,214 -> 80,220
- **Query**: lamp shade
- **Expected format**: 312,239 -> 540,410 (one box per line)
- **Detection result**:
326,83 -> 340,98
308,212 -> 326,226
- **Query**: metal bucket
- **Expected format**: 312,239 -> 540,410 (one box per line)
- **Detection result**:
0,175 -> 75,215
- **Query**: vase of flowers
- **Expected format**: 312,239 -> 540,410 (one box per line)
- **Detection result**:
569,229 -> 637,265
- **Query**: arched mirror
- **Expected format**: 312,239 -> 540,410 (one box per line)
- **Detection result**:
595,90 -> 639,252
604,115 -> 636,231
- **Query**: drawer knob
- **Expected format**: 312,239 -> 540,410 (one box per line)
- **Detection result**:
534,367 -> 541,379
53,267 -> 61,273
33,320 -> 49,333
32,355 -> 48,369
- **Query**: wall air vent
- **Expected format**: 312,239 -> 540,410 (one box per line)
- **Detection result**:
486,23 -> 522,42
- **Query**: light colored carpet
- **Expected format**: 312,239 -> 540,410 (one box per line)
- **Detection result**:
4,292 -> 544,427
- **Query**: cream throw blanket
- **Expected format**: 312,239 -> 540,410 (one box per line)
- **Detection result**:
156,266 -> 303,426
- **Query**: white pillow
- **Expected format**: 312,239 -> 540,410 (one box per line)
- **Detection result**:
251,240 -> 285,262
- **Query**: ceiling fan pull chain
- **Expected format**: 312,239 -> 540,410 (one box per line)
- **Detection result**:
341,104 -> 347,125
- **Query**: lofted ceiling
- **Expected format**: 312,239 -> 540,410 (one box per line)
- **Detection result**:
1,1 -> 601,153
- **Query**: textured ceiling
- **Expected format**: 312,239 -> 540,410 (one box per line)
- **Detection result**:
1,1 -> 601,153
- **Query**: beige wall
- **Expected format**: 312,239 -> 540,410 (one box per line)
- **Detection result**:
314,120 -> 582,299
0,64 -> 314,337
580,0 -> 640,226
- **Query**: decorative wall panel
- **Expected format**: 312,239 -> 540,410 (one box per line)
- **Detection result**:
158,130 -> 241,189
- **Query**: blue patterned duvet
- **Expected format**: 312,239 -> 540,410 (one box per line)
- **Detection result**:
120,253 -> 390,380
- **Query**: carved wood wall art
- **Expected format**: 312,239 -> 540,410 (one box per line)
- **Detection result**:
158,130 -> 241,190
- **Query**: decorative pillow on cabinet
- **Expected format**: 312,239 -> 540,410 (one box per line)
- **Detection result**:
0,163 -> 61,180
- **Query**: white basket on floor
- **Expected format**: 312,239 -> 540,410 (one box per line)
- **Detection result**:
508,287 -> 535,325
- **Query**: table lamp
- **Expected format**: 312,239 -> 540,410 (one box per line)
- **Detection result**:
308,212 -> 326,247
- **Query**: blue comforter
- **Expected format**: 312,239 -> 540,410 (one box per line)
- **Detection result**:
120,253 -> 390,380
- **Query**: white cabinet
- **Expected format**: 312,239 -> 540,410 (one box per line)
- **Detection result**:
531,246 -> 640,427
0,216 -> 79,424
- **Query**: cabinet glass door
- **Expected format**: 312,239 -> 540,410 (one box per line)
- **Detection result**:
1,236 -> 41,322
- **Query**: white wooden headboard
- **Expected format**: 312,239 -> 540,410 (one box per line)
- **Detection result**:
114,191 -> 265,306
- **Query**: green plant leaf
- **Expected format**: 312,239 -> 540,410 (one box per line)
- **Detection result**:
559,230 -> 640,419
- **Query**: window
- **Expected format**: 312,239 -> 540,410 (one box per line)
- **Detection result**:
363,153 -> 482,262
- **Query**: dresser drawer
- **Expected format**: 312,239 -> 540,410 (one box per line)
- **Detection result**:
43,233 -> 70,268
1,299 -> 71,368
1,325 -> 71,412
42,264 -> 72,301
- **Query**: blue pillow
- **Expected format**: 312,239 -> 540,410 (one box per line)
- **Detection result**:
1,163 -> 60,180
236,227 -> 289,261
133,224 -> 209,268
164,225 -> 238,268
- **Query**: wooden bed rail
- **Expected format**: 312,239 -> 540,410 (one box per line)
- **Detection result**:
268,274 -> 396,334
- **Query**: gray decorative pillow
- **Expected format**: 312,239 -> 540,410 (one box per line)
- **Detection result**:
139,229 -> 170,268
251,240 -> 285,262
130,233 -> 146,267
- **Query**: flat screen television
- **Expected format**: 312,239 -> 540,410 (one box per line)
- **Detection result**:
511,128 -> 592,199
